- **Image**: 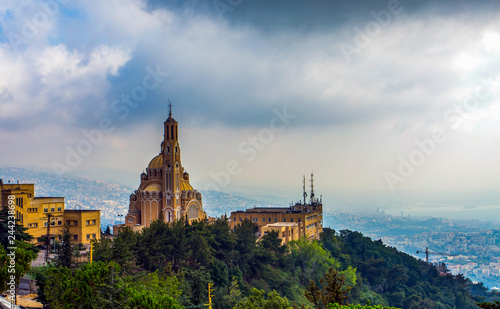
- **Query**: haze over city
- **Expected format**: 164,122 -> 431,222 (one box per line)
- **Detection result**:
1,0 -> 500,210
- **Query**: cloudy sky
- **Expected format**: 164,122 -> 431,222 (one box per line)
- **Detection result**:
1,0 -> 500,201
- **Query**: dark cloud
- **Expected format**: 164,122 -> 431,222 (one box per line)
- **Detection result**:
146,0 -> 500,33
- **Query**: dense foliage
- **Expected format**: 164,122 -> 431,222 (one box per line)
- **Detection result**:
0,208 -> 38,292
33,218 -> 499,308
321,228 -> 482,308
33,261 -> 182,309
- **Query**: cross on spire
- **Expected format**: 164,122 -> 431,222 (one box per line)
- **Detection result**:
168,100 -> 173,117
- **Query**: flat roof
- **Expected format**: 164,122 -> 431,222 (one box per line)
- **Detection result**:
266,222 -> 299,227
65,209 -> 100,212
33,197 -> 64,199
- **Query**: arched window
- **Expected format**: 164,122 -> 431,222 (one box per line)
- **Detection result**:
188,204 -> 198,219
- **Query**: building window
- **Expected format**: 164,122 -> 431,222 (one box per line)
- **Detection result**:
263,218 -> 265,222
298,218 -> 301,222
291,218 -> 294,222
128,218 -> 133,223
44,222 -> 48,227
58,221 -> 62,225
275,218 -> 277,222
268,218 -> 271,222
86,234 -> 96,240
239,217 -> 242,222
51,208 -> 55,212
57,207 -> 62,212
283,218 -> 286,222
73,235 -> 78,241
44,208 -> 48,213
16,198 -> 23,208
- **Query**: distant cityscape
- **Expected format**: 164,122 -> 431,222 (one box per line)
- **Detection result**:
326,210 -> 500,290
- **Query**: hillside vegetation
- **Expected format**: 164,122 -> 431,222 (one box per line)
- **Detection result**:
27,217 -> 500,308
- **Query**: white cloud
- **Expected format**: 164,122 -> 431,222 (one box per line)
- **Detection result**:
2,0 -> 500,194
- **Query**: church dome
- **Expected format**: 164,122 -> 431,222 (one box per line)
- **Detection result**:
148,154 -> 163,169
144,184 -> 162,192
180,179 -> 194,191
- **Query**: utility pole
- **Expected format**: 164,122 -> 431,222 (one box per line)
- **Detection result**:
90,241 -> 95,264
206,283 -> 214,309
45,213 -> 53,263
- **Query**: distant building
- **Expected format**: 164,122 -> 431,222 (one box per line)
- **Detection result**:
0,180 -> 100,245
259,222 -> 301,245
64,209 -> 101,244
230,174 -> 323,243
114,105 -> 206,234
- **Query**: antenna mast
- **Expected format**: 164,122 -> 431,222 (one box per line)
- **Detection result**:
302,175 -> 307,205
310,173 -> 315,204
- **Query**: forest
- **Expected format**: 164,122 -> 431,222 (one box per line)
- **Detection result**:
2,211 -> 500,308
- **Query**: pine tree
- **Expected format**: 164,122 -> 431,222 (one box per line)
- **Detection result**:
305,267 -> 352,308
55,225 -> 74,268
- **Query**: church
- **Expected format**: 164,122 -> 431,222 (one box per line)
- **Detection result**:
114,105 -> 206,233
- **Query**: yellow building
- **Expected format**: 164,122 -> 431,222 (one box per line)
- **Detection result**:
259,222 -> 300,245
0,180 -> 100,245
65,210 -> 101,244
115,105 -> 206,234
230,174 -> 323,241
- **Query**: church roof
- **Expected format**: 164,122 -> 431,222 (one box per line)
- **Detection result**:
165,115 -> 176,123
181,179 -> 194,191
144,184 -> 162,192
148,154 -> 163,169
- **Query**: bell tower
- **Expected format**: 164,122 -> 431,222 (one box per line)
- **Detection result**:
161,102 -> 182,213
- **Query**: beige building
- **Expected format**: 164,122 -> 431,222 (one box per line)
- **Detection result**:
115,106 -> 206,234
0,180 -> 101,245
259,222 -> 300,245
230,175 -> 323,242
